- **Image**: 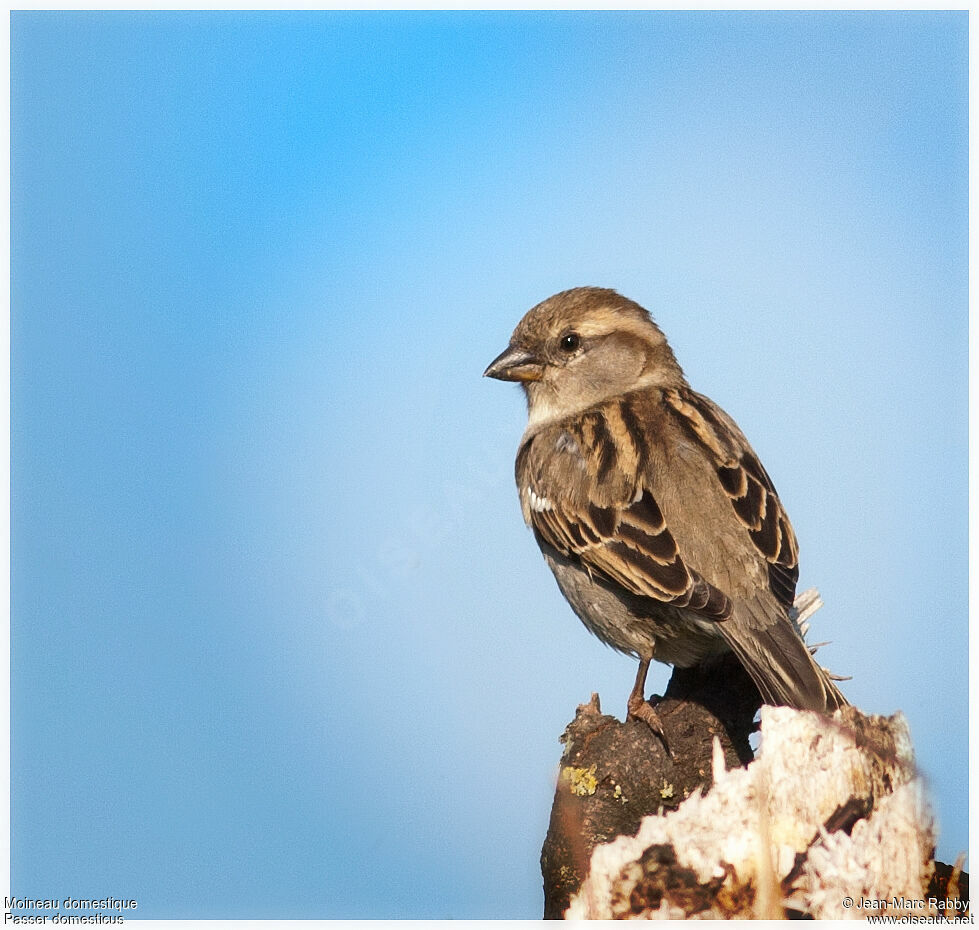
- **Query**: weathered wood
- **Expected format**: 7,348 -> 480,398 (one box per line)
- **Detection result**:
540,652 -> 760,918
540,592 -> 966,919
542,699 -> 965,919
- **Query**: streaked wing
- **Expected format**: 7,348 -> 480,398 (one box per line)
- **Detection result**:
516,404 -> 732,621
657,387 -> 846,710
664,387 -> 800,611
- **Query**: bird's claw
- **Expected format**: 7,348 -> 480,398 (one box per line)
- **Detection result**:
627,694 -> 674,759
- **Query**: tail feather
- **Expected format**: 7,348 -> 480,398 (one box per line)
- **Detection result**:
719,597 -> 848,713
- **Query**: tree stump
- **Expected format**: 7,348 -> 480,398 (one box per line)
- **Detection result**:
540,653 -> 760,918
541,689 -> 967,919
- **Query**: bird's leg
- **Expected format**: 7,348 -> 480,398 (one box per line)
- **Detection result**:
626,656 -> 671,755
626,656 -> 657,723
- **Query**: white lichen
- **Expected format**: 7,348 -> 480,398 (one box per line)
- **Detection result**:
565,707 -> 936,920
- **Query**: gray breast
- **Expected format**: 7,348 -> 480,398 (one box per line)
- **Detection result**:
540,542 -> 730,668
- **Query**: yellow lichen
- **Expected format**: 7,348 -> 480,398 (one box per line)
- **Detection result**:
563,765 -> 598,796
660,779 -> 675,799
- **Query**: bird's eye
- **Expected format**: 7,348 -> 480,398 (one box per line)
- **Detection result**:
559,332 -> 581,353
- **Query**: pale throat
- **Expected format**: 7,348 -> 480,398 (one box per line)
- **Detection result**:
521,369 -> 664,437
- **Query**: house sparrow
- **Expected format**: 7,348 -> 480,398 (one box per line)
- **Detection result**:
484,287 -> 846,734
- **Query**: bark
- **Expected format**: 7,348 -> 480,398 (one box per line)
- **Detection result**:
540,661 -> 967,919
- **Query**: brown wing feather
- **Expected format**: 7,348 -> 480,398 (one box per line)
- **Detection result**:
516,410 -> 732,622
664,388 -> 799,611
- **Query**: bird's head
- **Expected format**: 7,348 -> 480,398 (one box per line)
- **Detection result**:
484,287 -> 685,428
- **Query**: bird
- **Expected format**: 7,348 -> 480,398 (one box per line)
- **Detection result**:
483,287 -> 846,735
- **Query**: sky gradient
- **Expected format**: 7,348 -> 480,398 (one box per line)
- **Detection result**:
11,11 -> 968,919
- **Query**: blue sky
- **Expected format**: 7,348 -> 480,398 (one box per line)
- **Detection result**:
11,11 -> 967,919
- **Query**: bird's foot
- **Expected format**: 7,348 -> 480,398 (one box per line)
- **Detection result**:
627,692 -> 673,758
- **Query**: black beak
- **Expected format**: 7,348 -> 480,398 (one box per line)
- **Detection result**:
483,345 -> 544,383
